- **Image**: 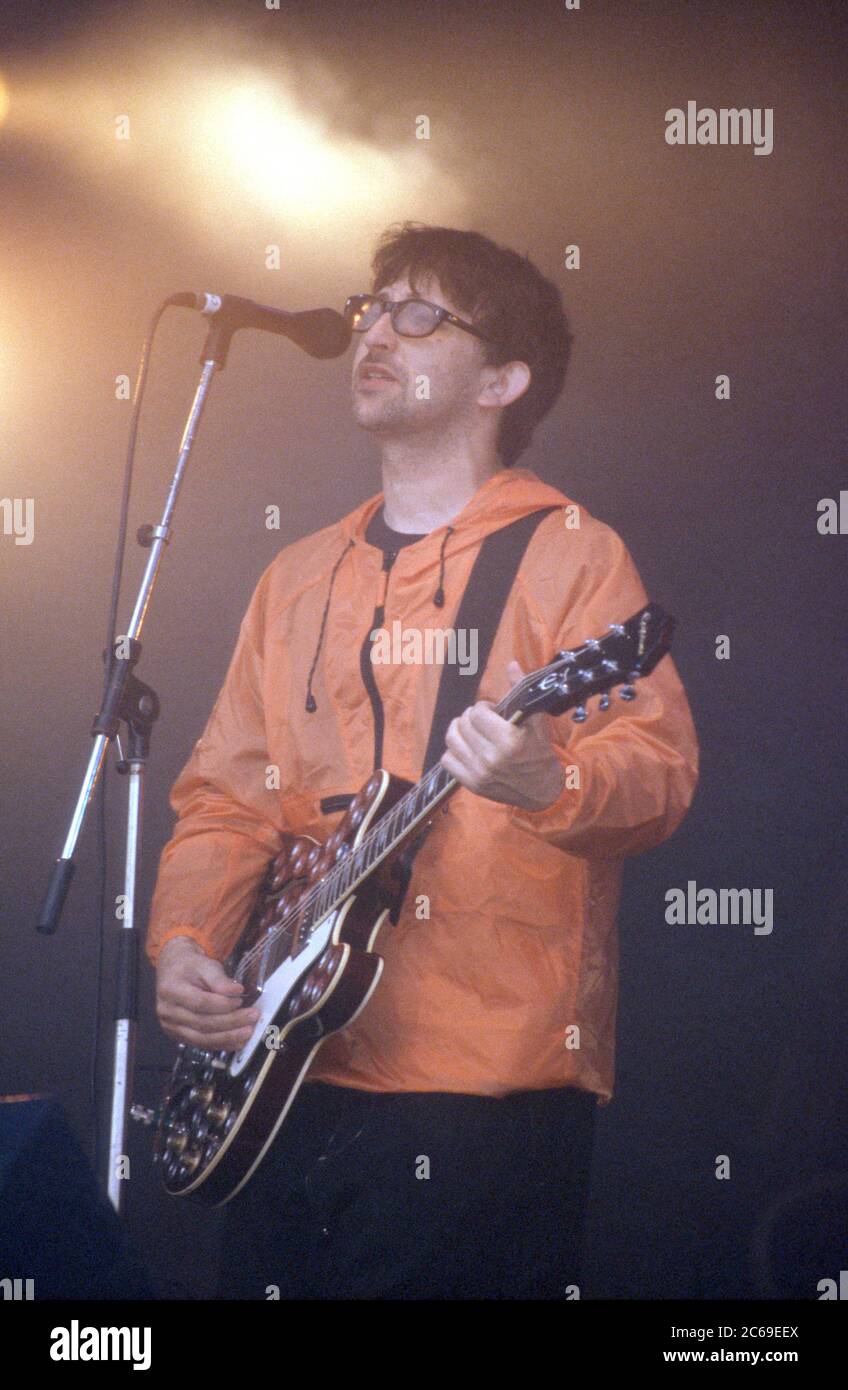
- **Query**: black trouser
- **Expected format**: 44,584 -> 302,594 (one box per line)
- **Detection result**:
216,1079 -> 596,1299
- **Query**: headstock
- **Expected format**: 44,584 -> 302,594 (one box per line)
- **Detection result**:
511,603 -> 674,724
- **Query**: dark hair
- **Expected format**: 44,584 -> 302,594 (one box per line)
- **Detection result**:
370,221 -> 573,467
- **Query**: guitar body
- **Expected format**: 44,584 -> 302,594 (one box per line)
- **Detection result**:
153,769 -> 418,1206
147,603 -> 674,1205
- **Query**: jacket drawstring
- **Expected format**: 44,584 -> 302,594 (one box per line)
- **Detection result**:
433,525 -> 454,608
306,524 -> 454,709
305,539 -> 355,712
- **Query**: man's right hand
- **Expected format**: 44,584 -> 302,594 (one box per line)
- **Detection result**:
155,936 -> 261,1051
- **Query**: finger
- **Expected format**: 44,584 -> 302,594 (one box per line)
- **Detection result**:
185,958 -> 246,994
163,1021 -> 257,1051
161,982 -> 259,1018
443,717 -> 488,772
159,995 -> 261,1028
438,750 -> 480,796
158,998 -> 259,1034
439,748 -> 463,782
464,702 -> 517,741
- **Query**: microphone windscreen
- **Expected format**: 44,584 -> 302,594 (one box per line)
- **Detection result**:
288,308 -> 352,359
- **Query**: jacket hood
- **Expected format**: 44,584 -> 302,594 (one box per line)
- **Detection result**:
341,466 -> 574,559
304,467 -> 576,712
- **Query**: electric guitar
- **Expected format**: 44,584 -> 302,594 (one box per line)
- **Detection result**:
143,602 -> 673,1204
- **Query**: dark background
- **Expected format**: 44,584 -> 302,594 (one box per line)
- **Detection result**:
1,0 -> 845,1299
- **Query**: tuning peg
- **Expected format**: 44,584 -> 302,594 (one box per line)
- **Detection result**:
571,706 -> 588,723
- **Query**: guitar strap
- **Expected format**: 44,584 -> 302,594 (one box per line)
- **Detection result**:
419,505 -> 560,777
387,503 -> 560,916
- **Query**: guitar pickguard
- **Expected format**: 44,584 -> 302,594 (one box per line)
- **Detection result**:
228,908 -> 341,1077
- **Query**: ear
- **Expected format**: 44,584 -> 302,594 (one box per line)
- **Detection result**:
477,359 -> 531,410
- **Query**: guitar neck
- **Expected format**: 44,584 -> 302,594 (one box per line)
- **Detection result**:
250,602 -> 674,974
302,683 -> 528,932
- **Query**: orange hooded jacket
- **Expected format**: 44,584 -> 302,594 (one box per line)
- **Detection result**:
146,467 -> 699,1103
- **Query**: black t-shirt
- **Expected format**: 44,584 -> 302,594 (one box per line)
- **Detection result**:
364,505 -> 427,554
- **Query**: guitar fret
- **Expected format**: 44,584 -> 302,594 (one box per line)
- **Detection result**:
265,611 -> 656,964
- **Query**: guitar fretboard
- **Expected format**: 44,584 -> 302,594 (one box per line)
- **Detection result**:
232,604 -> 664,986
240,680 -> 526,980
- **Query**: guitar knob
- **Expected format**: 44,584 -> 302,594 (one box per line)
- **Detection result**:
166,1126 -> 189,1156
571,706 -> 588,723
619,685 -> 636,701
598,694 -> 610,711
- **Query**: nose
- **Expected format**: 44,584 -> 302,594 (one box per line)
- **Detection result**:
361,304 -> 397,349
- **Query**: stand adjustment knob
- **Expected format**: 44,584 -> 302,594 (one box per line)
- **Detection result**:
130,1104 -> 157,1126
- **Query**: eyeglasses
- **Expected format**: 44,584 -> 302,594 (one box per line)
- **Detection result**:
343,293 -> 490,342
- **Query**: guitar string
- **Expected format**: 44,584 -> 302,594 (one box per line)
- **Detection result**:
232,644 -> 606,984
233,641 -> 626,984
232,670 -> 541,982
232,623 -> 640,983
234,754 -> 458,981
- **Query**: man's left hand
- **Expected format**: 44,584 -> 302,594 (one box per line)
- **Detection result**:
439,660 -> 566,812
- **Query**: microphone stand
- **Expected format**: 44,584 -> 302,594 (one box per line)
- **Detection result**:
37,312 -> 245,1211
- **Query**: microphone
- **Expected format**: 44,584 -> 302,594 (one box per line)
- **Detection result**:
166,291 -> 351,359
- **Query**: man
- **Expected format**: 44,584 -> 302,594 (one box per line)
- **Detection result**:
146,222 -> 699,1299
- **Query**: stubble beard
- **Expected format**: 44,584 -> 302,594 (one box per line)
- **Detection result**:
352,383 -> 428,438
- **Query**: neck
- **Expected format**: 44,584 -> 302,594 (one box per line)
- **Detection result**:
378,430 -> 504,532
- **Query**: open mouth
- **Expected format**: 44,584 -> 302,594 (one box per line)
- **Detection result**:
357,365 -> 398,386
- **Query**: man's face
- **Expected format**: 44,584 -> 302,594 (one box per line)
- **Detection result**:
350,273 -> 489,442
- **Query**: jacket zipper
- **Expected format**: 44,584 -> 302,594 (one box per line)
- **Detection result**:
359,548 -> 398,772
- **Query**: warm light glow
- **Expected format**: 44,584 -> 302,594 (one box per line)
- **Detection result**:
0,73 -> 10,129
0,291 -> 22,449
1,20 -> 468,250
194,79 -> 372,218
